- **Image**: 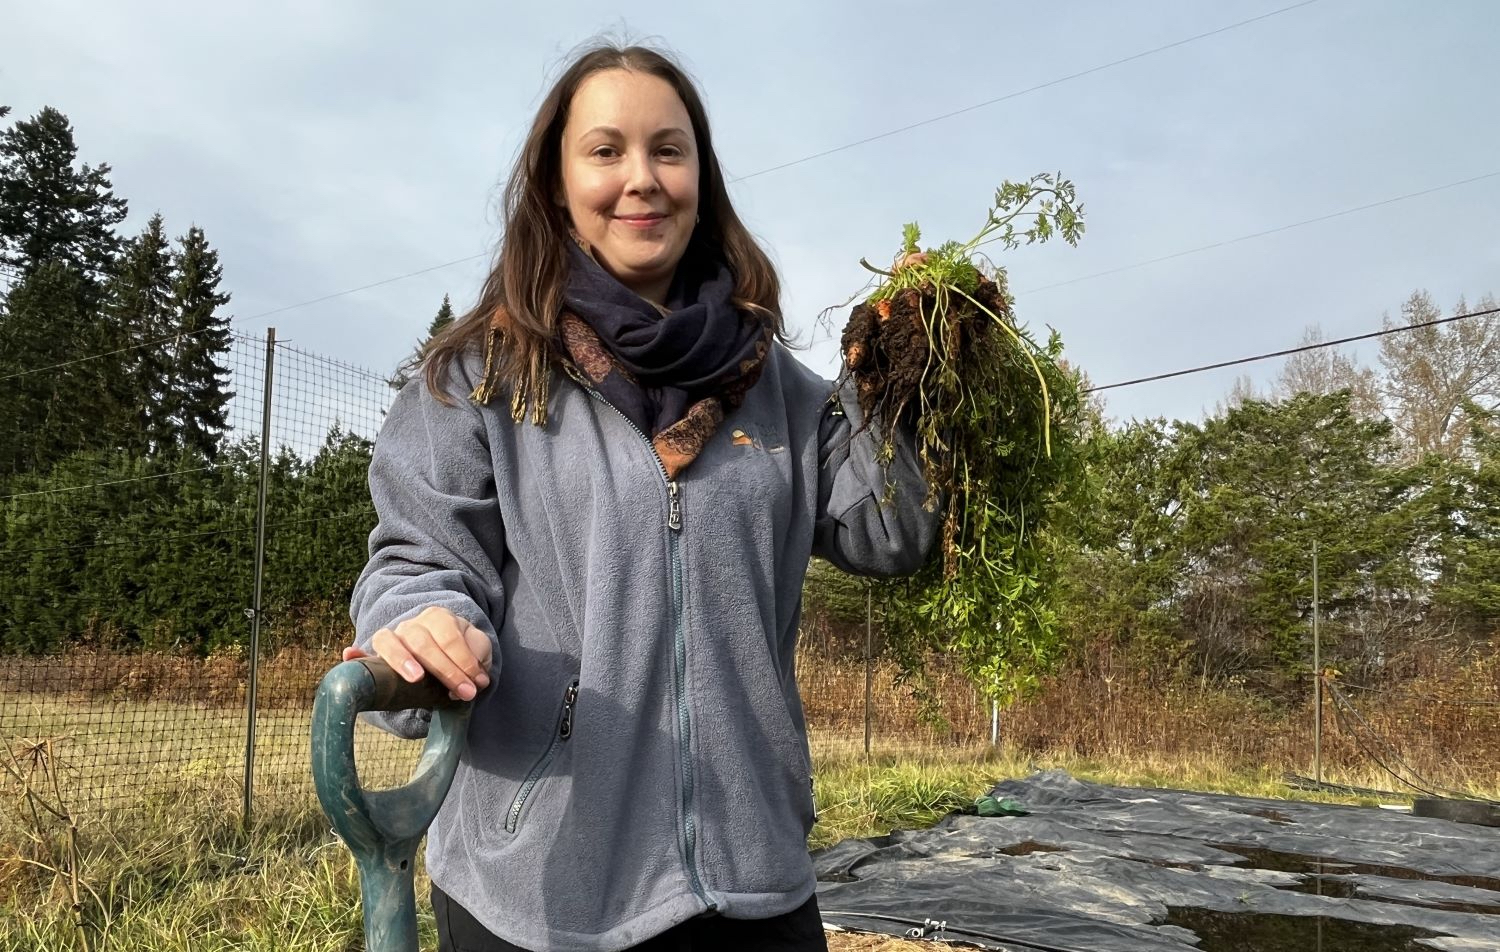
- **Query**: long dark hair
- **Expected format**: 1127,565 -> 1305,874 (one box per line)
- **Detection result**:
423,43 -> 787,419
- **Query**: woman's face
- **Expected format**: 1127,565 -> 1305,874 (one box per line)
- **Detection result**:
559,69 -> 701,305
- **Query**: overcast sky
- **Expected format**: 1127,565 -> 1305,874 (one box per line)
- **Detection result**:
4,0 -> 1497,427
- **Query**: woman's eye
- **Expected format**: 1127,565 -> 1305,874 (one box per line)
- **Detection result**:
591,146 -> 619,159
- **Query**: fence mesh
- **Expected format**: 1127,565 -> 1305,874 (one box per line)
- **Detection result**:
2,327 -> 1498,860
0,330 -> 416,821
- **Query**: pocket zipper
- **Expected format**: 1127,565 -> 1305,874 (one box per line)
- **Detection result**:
505,679 -> 579,834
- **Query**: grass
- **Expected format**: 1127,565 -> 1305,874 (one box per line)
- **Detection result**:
810,745 -> 1016,852
6,648 -> 1500,950
0,734 -> 1001,951
4,736 -> 1443,952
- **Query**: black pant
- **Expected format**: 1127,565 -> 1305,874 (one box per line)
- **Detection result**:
432,884 -> 829,952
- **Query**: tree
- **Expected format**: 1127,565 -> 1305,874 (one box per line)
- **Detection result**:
1274,324 -> 1382,419
0,106 -> 127,291
163,225 -> 233,458
0,107 -> 131,478
1438,408 -> 1500,627
1379,290 -> 1500,461
1054,416 -> 1193,675
0,262 -> 98,475
104,214 -> 176,454
1173,392 -> 1428,682
389,293 -> 455,390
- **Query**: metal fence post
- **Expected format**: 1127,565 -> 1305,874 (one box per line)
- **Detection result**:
243,327 -> 276,830
991,696 -> 999,748
864,584 -> 873,757
1313,537 -> 1322,785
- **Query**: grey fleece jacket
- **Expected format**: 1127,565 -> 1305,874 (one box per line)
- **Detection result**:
350,342 -> 938,951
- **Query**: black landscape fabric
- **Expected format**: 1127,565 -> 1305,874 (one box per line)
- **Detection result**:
813,771 -> 1500,952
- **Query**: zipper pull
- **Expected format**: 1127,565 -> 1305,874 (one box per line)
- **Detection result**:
667,480 -> 683,532
559,680 -> 579,740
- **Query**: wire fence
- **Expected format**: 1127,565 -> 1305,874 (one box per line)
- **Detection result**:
3,327 -> 1499,856
0,329 -> 411,824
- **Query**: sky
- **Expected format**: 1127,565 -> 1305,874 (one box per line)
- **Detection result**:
4,0 -> 1498,428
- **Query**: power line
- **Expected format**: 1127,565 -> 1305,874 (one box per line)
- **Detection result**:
1085,304 -> 1500,393
1019,170 -> 1500,296
801,169 -> 1500,350
211,3 -> 1317,328
229,252 -> 489,326
731,0 -> 1319,183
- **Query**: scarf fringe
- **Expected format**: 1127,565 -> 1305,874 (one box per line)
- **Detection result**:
469,327 -> 552,427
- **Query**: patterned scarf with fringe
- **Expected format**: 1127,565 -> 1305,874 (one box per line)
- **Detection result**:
558,242 -> 771,479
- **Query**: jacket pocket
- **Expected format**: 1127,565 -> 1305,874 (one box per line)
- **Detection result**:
504,678 -> 579,834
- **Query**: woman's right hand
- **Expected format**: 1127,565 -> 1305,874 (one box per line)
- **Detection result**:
343,605 -> 493,702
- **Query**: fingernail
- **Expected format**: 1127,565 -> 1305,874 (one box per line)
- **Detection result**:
475,673 -> 490,690
457,682 -> 476,701
402,660 -> 423,681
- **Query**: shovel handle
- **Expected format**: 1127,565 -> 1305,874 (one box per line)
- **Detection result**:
353,655 -> 466,712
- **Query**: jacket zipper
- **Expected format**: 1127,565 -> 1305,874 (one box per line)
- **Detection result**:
578,383 -> 713,908
505,679 -> 579,834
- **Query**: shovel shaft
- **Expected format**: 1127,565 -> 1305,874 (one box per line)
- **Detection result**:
358,843 -> 421,952
312,657 -> 472,952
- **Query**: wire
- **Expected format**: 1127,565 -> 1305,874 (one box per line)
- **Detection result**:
0,464 -> 224,502
729,1 -> 1318,183
0,326 -> 223,383
1324,682 -> 1442,799
175,4 -> 1318,330
1337,680 -> 1500,707
1085,304 -> 1500,393
1323,680 -> 1498,804
0,326 -> 383,386
807,172 -> 1500,350
1019,170 -> 1500,296
1,508 -> 375,559
274,341 -> 391,384
229,253 -> 489,326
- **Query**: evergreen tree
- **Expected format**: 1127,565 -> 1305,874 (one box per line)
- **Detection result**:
0,262 -> 98,475
0,107 -> 131,478
389,293 -> 455,390
165,225 -> 233,459
1439,409 -> 1500,626
0,106 -> 127,291
104,214 -> 176,454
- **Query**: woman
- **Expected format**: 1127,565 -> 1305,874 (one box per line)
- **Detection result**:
347,42 -> 938,952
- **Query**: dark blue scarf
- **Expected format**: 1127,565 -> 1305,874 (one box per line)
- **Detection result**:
560,244 -> 772,474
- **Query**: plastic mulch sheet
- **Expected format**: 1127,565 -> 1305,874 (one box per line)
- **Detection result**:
813,770 -> 1500,951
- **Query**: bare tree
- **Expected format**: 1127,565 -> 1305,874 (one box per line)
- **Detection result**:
1274,324 -> 1383,419
1214,374 -> 1260,416
1379,291 -> 1500,460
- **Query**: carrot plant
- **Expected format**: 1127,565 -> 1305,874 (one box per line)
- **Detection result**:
830,172 -> 1090,704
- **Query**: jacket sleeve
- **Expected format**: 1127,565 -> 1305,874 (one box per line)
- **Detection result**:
812,378 -> 942,577
349,370 -> 507,738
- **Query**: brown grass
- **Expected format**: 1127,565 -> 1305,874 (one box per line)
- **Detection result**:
4,642 -> 1500,814
826,931 -> 936,951
798,646 -> 1500,794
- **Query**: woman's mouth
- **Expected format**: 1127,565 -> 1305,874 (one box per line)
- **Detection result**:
616,213 -> 667,229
